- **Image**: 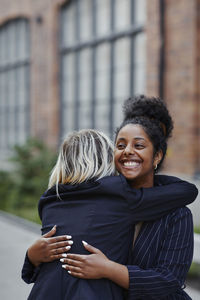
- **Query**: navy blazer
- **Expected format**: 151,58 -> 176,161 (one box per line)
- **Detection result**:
127,207 -> 194,299
22,175 -> 198,300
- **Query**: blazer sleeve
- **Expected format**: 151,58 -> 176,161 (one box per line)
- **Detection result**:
21,195 -> 43,284
127,208 -> 194,298
21,252 -> 41,284
121,174 -> 198,222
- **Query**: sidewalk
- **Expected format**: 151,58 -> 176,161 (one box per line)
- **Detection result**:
0,211 -> 199,300
0,211 -> 40,300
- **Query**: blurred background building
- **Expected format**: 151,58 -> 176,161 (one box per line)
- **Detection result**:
1,2 -> 200,297
0,0 -> 199,187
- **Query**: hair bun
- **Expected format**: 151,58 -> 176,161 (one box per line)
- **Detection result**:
123,95 -> 173,138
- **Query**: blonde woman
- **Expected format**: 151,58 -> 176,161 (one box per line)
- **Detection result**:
22,129 -> 197,300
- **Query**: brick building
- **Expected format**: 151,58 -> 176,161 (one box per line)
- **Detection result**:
0,0 -> 200,178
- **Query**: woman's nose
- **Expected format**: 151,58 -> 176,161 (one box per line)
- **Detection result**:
124,144 -> 134,155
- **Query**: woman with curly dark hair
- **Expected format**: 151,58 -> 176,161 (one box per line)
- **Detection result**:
22,96 -> 197,299
60,95 -> 196,299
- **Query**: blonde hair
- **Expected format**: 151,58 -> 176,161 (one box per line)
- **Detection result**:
48,129 -> 115,189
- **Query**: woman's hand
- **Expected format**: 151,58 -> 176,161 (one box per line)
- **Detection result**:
61,241 -> 129,289
27,225 -> 73,267
61,241 -> 110,279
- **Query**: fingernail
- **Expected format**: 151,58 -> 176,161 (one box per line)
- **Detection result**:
66,235 -> 72,239
62,265 -> 66,269
62,253 -> 67,257
60,258 -> 65,262
53,225 -> 57,229
66,246 -> 71,250
82,240 -> 88,245
68,241 -> 73,245
68,270 -> 71,274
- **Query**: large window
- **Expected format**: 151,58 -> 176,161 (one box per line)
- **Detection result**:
0,19 -> 30,166
60,0 -> 146,138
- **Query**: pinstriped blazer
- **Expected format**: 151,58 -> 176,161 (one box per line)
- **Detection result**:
127,206 -> 194,299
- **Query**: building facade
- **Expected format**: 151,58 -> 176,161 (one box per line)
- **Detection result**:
0,0 -> 200,178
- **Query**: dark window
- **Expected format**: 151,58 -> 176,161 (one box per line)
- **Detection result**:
60,0 -> 146,138
0,19 -> 30,166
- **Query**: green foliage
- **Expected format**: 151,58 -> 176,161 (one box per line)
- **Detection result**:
0,138 -> 57,223
188,262 -> 200,279
194,226 -> 200,234
0,170 -> 14,210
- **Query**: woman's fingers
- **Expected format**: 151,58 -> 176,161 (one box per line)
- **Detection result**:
64,253 -> 86,262
49,239 -> 73,250
50,245 -> 70,258
47,235 -> 72,244
60,257 -> 84,267
62,265 -> 84,278
82,241 -> 101,254
67,271 -> 83,278
37,233 -> 73,261
42,225 -> 72,243
43,225 -> 57,238
48,241 -> 73,259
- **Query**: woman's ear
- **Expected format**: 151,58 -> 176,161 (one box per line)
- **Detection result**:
154,150 -> 163,168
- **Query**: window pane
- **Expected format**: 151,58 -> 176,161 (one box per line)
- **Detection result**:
0,19 -> 30,165
18,67 -> 28,143
113,101 -> 123,135
96,43 -> 110,102
0,27 -> 7,66
134,0 -> 147,24
113,38 -> 131,137
95,103 -> 110,135
132,32 -> 146,94
8,70 -> 16,146
16,20 -> 29,60
61,53 -> 76,133
79,48 -> 92,101
113,38 -> 130,100
7,23 -> 16,64
61,2 -> 77,47
78,48 -> 92,128
115,0 -> 131,31
63,54 -> 76,105
79,104 -> 92,129
79,0 -> 92,41
96,0 -> 111,37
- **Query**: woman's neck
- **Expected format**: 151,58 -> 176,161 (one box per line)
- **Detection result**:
129,176 -> 154,189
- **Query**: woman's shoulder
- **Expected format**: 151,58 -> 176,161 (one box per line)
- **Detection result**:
163,206 -> 192,220
97,174 -> 132,193
169,206 -> 193,221
141,207 -> 193,237
95,175 -> 125,194
155,207 -> 193,230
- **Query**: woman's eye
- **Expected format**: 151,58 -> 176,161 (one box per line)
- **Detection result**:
116,144 -> 125,150
135,144 -> 144,149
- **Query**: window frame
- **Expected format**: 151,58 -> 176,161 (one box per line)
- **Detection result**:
59,0 -> 146,138
0,18 -> 30,164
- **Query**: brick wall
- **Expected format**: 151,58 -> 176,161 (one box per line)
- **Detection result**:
146,0 -> 200,176
0,0 -> 67,149
0,0 -> 199,176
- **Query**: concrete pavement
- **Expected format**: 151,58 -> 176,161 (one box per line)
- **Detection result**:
0,211 -> 40,300
0,211 -> 200,300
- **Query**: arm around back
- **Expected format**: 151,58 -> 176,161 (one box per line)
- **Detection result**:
122,174 -> 198,222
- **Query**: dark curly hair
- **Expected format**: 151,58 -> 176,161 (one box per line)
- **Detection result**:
115,95 -> 174,171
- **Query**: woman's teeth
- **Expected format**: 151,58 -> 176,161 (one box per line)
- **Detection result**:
123,161 -> 140,167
